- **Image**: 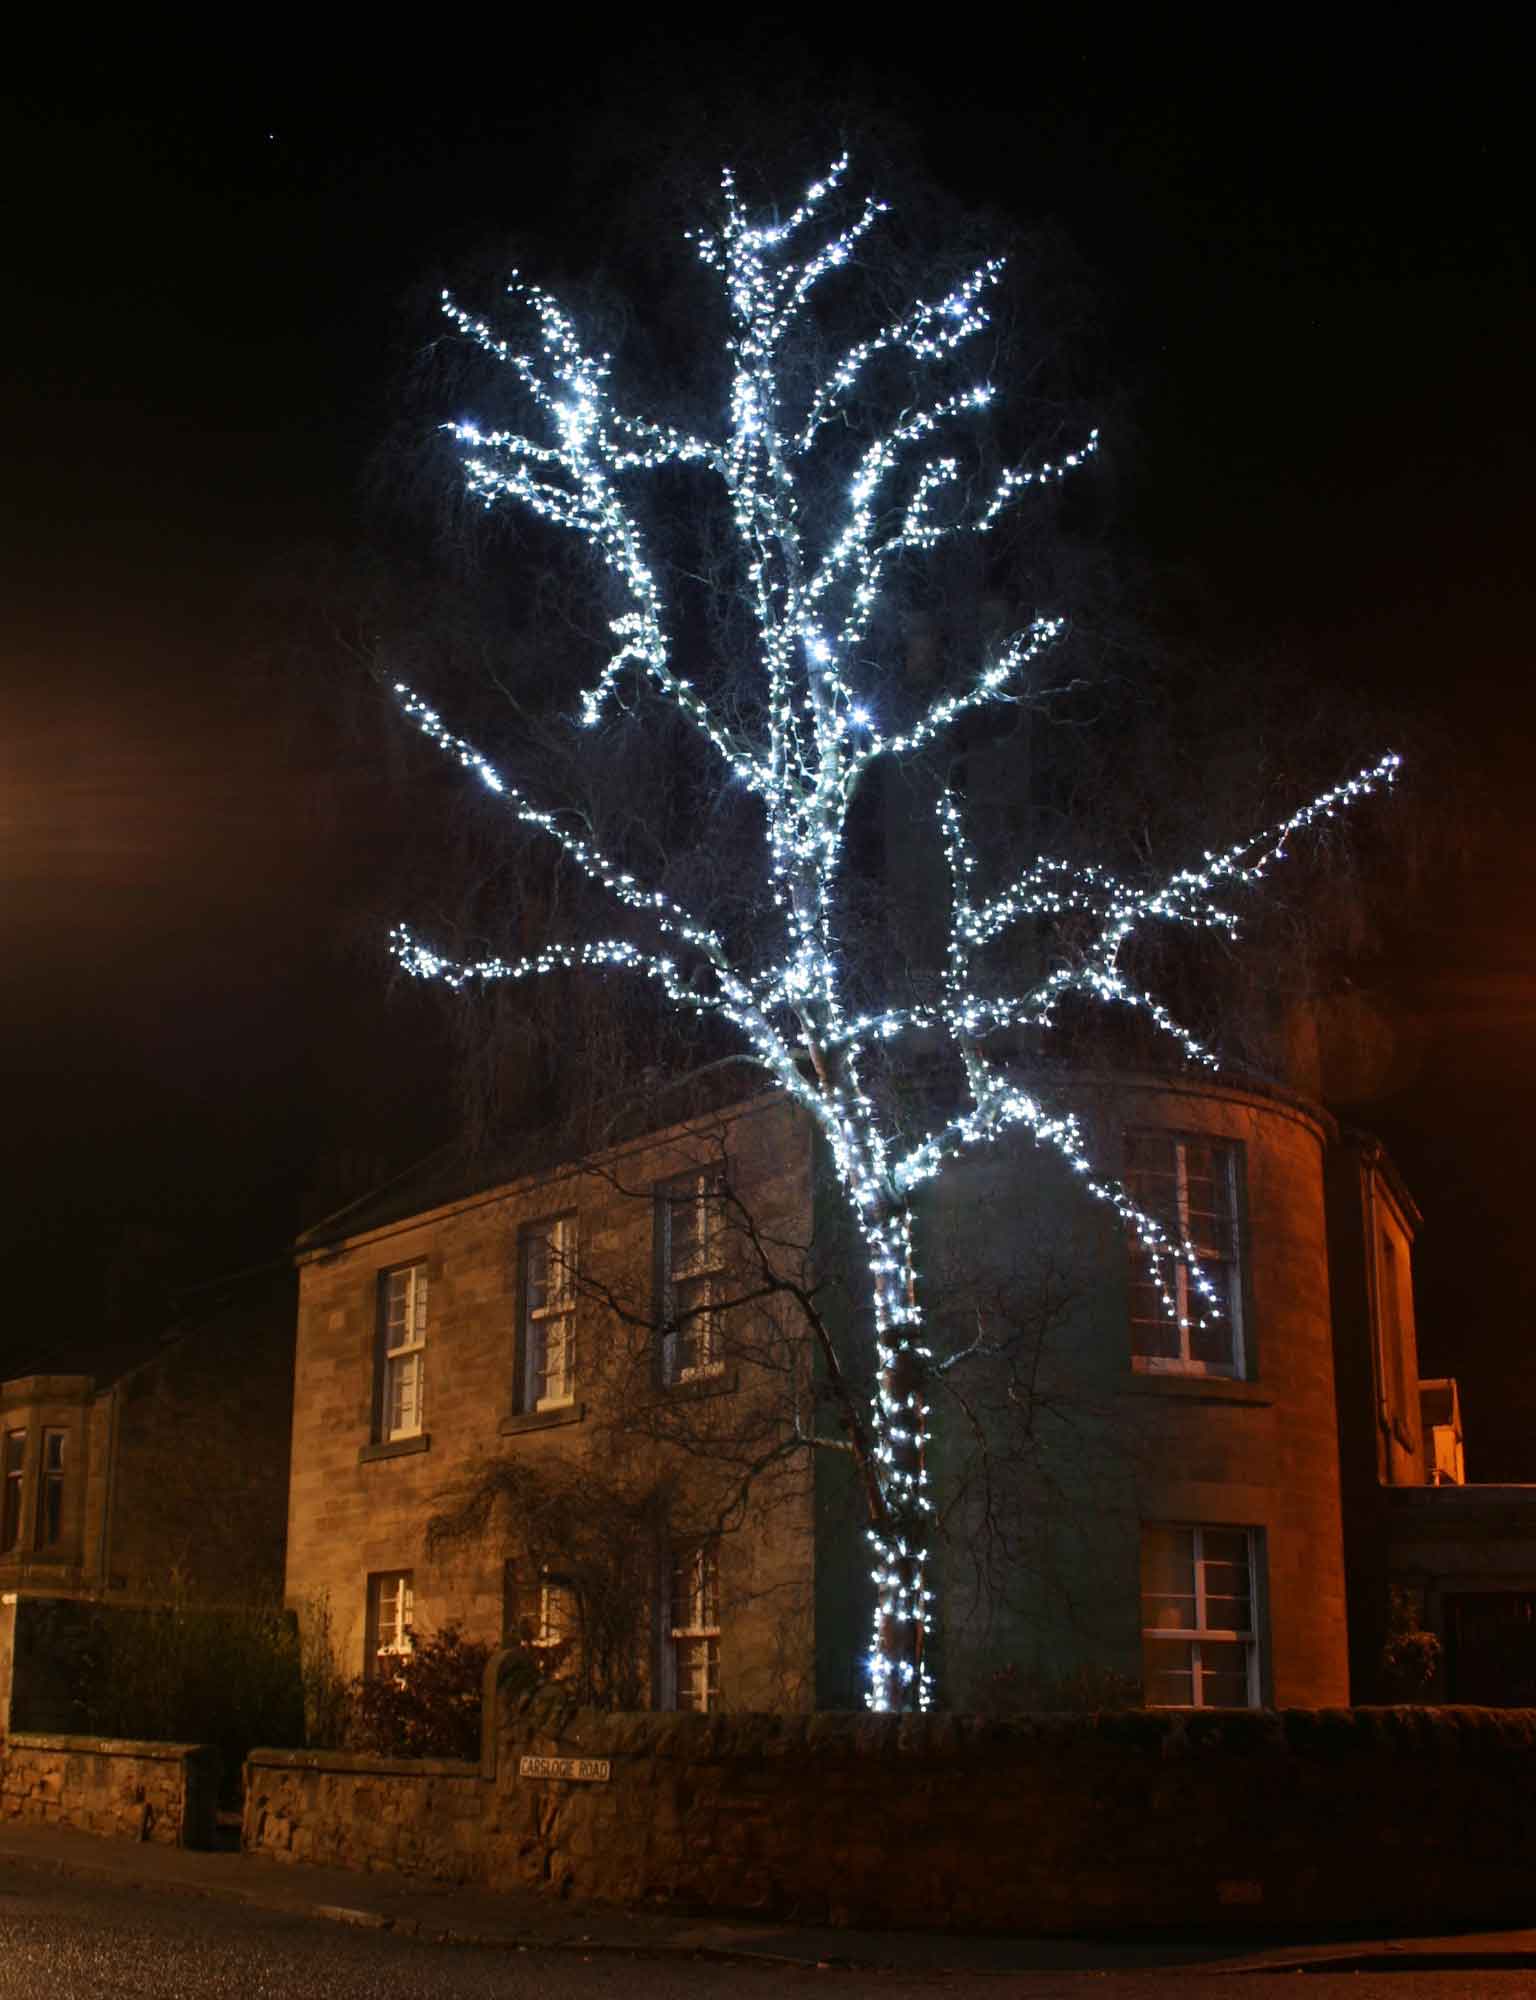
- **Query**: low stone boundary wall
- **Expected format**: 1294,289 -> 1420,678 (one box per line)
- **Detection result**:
244,1749 -> 483,1876
1,1733 -> 220,1848
242,1675 -> 1536,1934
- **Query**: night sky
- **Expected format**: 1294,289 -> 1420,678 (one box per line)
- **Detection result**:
3,38 -> 1532,1466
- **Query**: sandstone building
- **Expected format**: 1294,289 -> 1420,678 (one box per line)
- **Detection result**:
285,1069 -> 1447,1713
1,1278 -> 293,1607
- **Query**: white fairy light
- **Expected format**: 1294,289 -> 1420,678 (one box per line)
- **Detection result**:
395,159 -> 1398,1713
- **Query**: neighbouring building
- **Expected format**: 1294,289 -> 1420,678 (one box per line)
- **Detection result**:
1,1276 -> 294,1607
286,1068 -> 1452,1714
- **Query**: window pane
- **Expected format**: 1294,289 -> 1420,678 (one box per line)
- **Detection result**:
674,1273 -> 720,1375
1196,1640 -> 1252,1706
1143,1637 -> 1196,1706
371,1570 -> 414,1667
388,1350 -> 422,1434
1129,1274 -> 1183,1357
1186,1264 -> 1234,1367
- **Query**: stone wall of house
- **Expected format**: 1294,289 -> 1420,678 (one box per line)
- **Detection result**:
105,1283 -> 295,1602
241,1676 -> 1536,1934
0,1734 -> 219,1848
285,1095 -> 817,1704
924,1076 -> 1351,1709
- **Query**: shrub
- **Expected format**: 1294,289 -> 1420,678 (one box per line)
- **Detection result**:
347,1627 -> 495,1760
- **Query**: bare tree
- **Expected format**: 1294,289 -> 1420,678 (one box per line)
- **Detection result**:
390,157 -> 1396,1709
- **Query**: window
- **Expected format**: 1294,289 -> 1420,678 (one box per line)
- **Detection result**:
36,1430 -> 65,1548
380,1264 -> 428,1440
669,1542 -> 721,1712
520,1216 -> 577,1410
1141,1525 -> 1260,1708
1125,1132 -> 1245,1376
366,1569 -> 415,1674
2,1431 -> 24,1552
658,1171 -> 727,1383
1377,1230 -> 1413,1444
531,1573 -> 578,1657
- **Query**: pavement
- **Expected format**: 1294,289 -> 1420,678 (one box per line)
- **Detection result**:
4,1818 -> 1536,1977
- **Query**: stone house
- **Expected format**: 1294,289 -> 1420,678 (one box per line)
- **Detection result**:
285,1067 -> 1450,1713
1,1276 -> 294,1608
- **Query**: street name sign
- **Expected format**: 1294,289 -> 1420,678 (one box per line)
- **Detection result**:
518,1755 -> 611,1783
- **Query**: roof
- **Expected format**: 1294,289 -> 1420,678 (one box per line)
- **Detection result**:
295,1062 -> 775,1254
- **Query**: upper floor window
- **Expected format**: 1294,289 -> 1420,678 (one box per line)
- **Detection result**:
668,1541 -> 721,1713
658,1171 -> 727,1384
366,1568 -> 414,1675
520,1216 -> 577,1411
2,1431 -> 24,1552
37,1430 -> 65,1548
1377,1229 -> 1414,1448
1125,1131 -> 1245,1377
380,1264 -> 428,1440
1141,1524 -> 1261,1708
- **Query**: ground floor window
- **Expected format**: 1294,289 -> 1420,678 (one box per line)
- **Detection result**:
366,1569 -> 414,1675
669,1542 -> 720,1712
1140,1524 -> 1260,1707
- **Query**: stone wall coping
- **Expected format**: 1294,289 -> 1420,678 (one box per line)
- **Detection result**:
6,1733 -> 213,1761
246,1746 -> 483,1780
500,1699 -> 1536,1761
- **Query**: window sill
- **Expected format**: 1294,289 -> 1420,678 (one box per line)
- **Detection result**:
499,1403 -> 587,1438
358,1433 -> 432,1463
663,1367 -> 738,1402
1121,1374 -> 1272,1408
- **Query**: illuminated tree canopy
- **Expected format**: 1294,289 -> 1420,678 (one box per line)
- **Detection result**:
392,157 -> 1396,1710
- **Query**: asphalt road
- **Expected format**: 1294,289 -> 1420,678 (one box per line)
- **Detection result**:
3,1866 -> 1535,1998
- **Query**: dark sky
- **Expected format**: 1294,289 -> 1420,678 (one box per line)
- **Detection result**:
3,38 -> 1532,1464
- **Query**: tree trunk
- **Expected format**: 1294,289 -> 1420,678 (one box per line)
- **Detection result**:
863,1205 -> 931,1711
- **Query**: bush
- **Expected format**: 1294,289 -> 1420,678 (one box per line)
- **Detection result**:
74,1594 -> 306,1803
346,1627 -> 495,1760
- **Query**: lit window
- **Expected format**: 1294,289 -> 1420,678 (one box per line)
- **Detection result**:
1125,1132 -> 1245,1376
670,1542 -> 721,1712
366,1569 -> 415,1674
380,1264 -> 428,1440
532,1574 -> 578,1656
1141,1525 -> 1261,1708
2,1431 -> 24,1553
37,1430 -> 65,1548
521,1217 -> 577,1410
658,1172 -> 727,1383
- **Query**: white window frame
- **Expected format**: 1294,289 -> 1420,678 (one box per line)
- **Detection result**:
381,1263 -> 428,1440
522,1216 -> 577,1411
659,1171 -> 727,1384
1125,1132 -> 1245,1378
1141,1524 -> 1261,1709
669,1542 -> 721,1712
367,1569 -> 415,1674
